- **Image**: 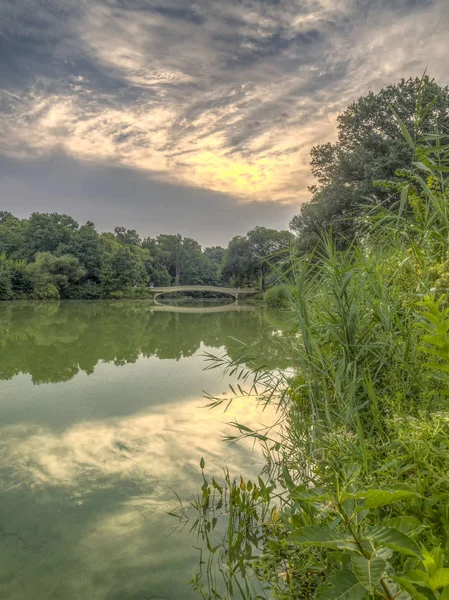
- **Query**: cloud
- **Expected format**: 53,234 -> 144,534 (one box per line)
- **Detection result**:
1,0 -> 449,205
0,392 -> 276,599
0,393 -> 274,493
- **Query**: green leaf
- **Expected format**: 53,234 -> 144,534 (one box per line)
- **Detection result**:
351,554 -> 386,593
369,526 -> 422,558
200,457 -> 205,469
413,161 -> 433,174
389,103 -> 415,149
315,567 -> 367,600
383,517 -> 423,535
395,577 -> 431,600
441,586 -> 449,600
423,547 -> 444,576
401,569 -> 429,587
429,569 -> 449,591
351,488 -> 416,511
288,525 -> 359,552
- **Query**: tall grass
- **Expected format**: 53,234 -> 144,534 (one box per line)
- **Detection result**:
174,88 -> 449,599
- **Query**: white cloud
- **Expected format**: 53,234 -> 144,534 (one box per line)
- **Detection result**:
1,0 -> 449,205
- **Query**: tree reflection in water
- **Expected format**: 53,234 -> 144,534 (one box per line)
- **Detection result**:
0,300 -> 293,384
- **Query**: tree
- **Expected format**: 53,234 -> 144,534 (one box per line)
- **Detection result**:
0,213 -> 28,259
23,213 -> 79,258
0,253 -> 13,300
100,246 -> 148,295
290,76 -> 449,250
221,236 -> 254,287
59,221 -> 103,282
114,226 -> 141,246
246,227 -> 294,290
155,234 -> 203,285
222,228 -> 294,289
26,252 -> 86,299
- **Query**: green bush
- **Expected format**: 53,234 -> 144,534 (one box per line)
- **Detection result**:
125,286 -> 154,299
67,280 -> 102,299
108,290 -> 124,300
264,284 -> 290,307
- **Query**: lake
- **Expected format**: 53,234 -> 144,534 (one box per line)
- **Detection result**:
0,300 -> 290,600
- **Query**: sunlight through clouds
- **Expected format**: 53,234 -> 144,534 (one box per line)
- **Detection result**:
1,0 -> 449,204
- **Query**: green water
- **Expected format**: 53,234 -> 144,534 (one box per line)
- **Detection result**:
0,300 -> 290,600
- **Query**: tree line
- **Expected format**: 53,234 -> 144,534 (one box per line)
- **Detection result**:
0,212 -> 293,300
2,76 -> 447,302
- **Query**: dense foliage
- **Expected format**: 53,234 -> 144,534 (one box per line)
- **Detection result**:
290,76 -> 449,252
175,82 -> 449,599
0,213 -> 292,300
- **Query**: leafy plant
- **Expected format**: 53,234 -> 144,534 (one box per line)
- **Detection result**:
176,88 -> 449,600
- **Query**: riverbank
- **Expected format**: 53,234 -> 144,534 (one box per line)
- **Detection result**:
183,125 -> 449,599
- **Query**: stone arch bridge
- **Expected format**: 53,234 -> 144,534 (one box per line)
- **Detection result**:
149,285 -> 259,301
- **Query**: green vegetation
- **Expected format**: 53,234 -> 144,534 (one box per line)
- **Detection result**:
174,79 -> 449,599
264,284 -> 290,308
290,76 -> 449,252
0,214 -> 292,299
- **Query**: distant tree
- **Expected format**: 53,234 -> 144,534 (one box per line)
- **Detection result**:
290,76 -> 449,250
26,252 -> 86,299
221,236 -> 254,287
10,259 -> 32,296
0,253 -> 13,300
114,226 -> 141,246
23,213 -> 79,258
57,221 -> 103,282
222,228 -> 294,289
0,213 -> 28,259
247,227 -> 294,290
204,246 -> 226,264
101,246 -> 148,295
155,234 -> 203,285
0,211 -> 14,223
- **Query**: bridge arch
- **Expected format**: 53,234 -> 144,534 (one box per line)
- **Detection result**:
149,285 -> 258,302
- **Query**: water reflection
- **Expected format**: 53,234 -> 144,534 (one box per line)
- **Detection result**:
0,301 -> 292,384
0,300 -> 289,599
0,396 -> 275,599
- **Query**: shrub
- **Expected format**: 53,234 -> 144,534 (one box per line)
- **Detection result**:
264,284 -> 290,307
109,290 -> 124,300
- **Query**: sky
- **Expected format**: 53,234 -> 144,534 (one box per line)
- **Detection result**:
1,0 -> 449,246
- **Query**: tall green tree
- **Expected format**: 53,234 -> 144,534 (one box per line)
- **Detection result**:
0,253 -> 13,300
155,234 -> 203,285
26,252 -> 86,299
290,76 -> 449,250
58,221 -> 103,282
23,213 -> 79,258
222,228 -> 293,289
247,227 -> 294,290
100,245 -> 148,295
0,213 -> 28,259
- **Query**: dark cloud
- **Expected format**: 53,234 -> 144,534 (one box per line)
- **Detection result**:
0,154 -> 296,245
0,0 -> 448,237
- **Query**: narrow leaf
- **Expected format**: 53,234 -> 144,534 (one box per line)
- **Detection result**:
390,104 -> 415,148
